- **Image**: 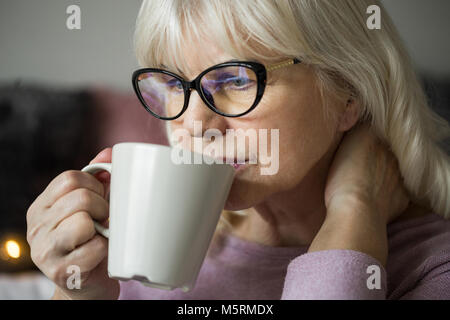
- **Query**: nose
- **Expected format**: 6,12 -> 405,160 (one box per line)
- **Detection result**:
181,90 -> 227,137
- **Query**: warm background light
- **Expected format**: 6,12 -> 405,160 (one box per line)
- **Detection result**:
5,240 -> 21,259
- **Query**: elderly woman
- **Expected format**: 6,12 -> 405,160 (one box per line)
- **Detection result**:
27,0 -> 450,300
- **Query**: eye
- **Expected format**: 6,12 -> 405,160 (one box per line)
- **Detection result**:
231,77 -> 250,87
167,79 -> 183,91
225,76 -> 254,91
216,73 -> 253,89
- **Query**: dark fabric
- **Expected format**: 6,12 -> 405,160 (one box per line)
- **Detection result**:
0,84 -> 94,236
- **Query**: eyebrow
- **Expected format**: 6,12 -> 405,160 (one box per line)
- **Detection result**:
160,64 -> 186,77
160,59 -> 243,78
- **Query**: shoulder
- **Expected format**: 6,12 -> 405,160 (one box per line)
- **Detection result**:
386,212 -> 450,299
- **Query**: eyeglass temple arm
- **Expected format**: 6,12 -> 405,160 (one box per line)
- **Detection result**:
266,58 -> 301,72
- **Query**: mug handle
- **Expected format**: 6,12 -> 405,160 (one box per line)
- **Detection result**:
81,163 -> 112,239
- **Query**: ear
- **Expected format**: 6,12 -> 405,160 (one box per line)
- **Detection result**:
337,97 -> 360,132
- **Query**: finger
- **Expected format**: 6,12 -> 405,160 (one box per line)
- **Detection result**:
90,148 -> 112,184
90,148 -> 112,164
38,170 -> 105,209
63,234 -> 108,274
48,188 -> 109,231
51,211 -> 97,254
45,235 -> 108,289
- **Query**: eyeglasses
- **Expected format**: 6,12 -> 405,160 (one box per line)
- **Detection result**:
132,58 -> 301,120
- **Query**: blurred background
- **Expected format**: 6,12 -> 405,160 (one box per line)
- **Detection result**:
0,0 -> 449,299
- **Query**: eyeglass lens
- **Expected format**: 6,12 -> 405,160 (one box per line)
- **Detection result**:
136,65 -> 258,118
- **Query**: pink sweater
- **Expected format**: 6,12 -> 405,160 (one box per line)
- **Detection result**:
118,213 -> 450,299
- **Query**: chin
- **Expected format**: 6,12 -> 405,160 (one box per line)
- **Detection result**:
223,175 -> 271,211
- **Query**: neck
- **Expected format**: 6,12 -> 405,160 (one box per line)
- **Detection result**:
230,142 -> 338,247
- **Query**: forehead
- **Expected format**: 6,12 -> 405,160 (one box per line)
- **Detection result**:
168,36 -> 235,78
160,24 -> 282,79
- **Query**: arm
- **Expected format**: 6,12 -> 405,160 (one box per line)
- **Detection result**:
282,201 -> 388,300
281,124 -> 410,300
282,248 -> 450,300
281,249 -> 386,300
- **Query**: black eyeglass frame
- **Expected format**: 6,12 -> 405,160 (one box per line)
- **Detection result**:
132,58 -> 301,120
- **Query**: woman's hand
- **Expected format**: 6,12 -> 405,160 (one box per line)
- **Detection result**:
26,148 -> 118,300
309,123 -> 410,266
324,123 -> 410,224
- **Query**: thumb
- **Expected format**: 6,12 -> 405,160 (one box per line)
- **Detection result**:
90,148 -> 112,164
89,148 -> 112,185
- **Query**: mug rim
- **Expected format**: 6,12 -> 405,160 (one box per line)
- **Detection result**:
113,142 -> 172,153
112,142 -> 235,170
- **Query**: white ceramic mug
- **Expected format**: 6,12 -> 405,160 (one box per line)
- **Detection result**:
81,143 -> 235,292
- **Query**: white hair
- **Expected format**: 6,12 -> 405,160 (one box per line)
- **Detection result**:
134,0 -> 450,219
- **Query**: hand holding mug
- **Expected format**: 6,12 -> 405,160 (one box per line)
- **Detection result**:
26,148 -> 119,300
27,143 -> 235,299
81,143 -> 235,292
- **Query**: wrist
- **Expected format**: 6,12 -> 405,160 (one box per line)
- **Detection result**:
327,192 -> 387,225
52,287 -> 73,300
310,198 -> 388,266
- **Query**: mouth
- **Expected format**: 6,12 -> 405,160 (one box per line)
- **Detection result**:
231,163 -> 245,170
210,156 -> 249,170
224,158 -> 249,171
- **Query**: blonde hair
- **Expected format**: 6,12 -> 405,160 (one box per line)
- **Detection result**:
134,0 -> 450,221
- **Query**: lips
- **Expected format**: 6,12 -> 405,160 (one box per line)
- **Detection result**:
232,163 -> 243,170
209,156 -> 248,170
202,153 -> 249,170
227,159 -> 249,171
209,155 -> 247,163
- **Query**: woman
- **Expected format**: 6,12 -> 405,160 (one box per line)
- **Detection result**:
27,0 -> 450,299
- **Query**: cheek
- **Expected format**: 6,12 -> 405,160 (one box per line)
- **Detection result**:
225,118 -> 336,210
228,76 -> 339,207
275,109 -> 336,187
242,87 -> 336,192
